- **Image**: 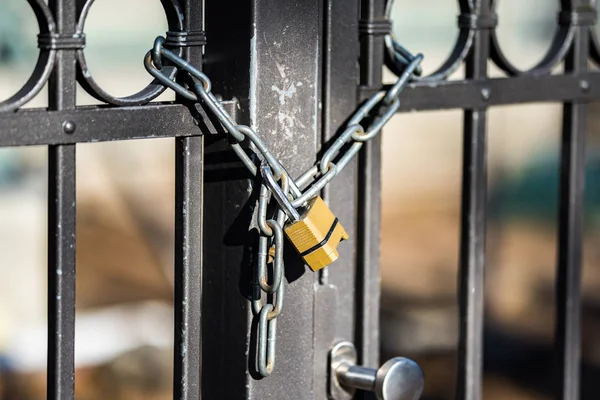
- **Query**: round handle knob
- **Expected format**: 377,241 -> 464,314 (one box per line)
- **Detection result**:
375,357 -> 424,400
329,341 -> 424,400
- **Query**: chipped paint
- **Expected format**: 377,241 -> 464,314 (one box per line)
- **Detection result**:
271,82 -> 297,105
277,111 -> 306,139
275,62 -> 287,79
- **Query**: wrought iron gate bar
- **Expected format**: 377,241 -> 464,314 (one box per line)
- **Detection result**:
357,0 -> 386,378
314,0 -> 362,394
47,145 -> 76,400
6,68 -> 600,147
455,1 -> 490,399
173,1 -> 204,398
391,72 -> 600,111
46,0 -> 78,398
556,3 -> 589,398
0,102 -> 237,147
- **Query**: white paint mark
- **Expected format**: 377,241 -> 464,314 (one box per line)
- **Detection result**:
278,112 -> 295,126
271,82 -> 297,105
277,112 -> 294,139
275,62 -> 286,79
277,111 -> 306,139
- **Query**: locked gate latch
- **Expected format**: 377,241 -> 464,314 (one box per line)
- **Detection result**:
328,341 -> 424,400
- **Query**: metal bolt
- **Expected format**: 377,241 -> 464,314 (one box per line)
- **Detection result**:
481,87 -> 491,100
62,120 -> 76,134
580,80 -> 590,92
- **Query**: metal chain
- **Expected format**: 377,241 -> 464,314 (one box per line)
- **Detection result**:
144,34 -> 423,377
251,167 -> 288,376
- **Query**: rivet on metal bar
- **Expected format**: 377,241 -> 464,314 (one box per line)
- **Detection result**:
457,13 -> 498,30
359,19 -> 392,36
558,8 -> 597,27
165,30 -> 207,47
37,33 -> 86,50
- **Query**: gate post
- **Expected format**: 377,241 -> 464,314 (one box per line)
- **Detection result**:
201,0 -> 373,398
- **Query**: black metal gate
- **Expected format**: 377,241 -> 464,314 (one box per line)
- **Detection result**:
0,0 -> 594,399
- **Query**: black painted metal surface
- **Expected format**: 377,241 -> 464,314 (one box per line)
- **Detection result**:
0,102 -> 237,146
0,0 -> 595,398
46,0 -> 77,398
556,3 -> 589,400
173,3 -> 204,397
202,0 -> 322,397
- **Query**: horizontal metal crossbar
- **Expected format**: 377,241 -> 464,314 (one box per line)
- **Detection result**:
0,100 -> 237,147
365,72 -> 600,112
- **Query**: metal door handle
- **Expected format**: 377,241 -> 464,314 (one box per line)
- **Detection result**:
329,341 -> 424,400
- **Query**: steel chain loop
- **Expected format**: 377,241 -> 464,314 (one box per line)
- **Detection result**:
252,167 -> 288,376
144,34 -> 422,378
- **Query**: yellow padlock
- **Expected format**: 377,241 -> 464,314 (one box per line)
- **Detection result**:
260,163 -> 348,271
284,196 -> 349,271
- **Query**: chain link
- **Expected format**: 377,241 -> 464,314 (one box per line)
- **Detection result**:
145,34 -> 422,377
253,164 -> 289,376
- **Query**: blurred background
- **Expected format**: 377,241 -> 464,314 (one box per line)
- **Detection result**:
1,0 -> 600,399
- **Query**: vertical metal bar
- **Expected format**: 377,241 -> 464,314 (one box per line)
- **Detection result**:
357,0 -> 386,373
202,0 -> 321,397
201,2 -> 251,398
246,1 -> 320,397
173,2 -> 204,399
356,130 -> 381,371
47,147 -> 76,400
174,137 -> 203,400
313,0 -> 360,395
47,0 -> 77,398
359,1 -> 384,88
555,109 -> 584,400
456,2 -> 490,400
321,0 -> 360,340
457,110 -> 486,400
555,2 -> 590,399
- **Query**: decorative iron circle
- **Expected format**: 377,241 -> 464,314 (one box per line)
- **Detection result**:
75,0 -> 184,106
0,0 -> 56,112
489,0 -> 574,76
588,20 -> 600,66
384,0 -> 475,82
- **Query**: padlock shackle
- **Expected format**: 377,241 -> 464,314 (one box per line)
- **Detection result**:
260,163 -> 301,221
